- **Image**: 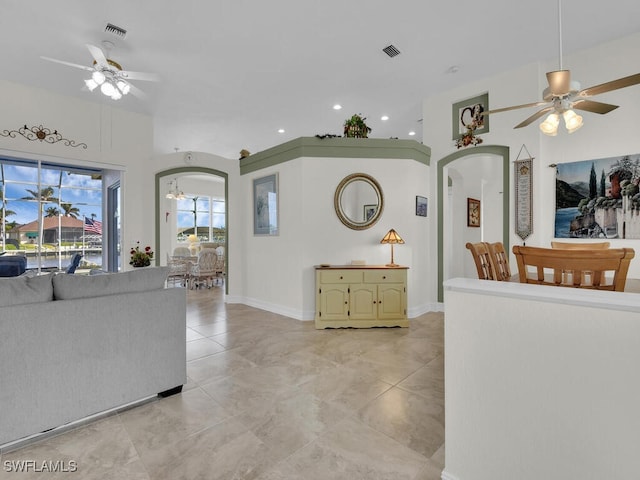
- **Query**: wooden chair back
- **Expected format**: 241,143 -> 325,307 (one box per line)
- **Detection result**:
466,242 -> 498,281
512,245 -> 635,291
551,241 -> 610,249
487,242 -> 511,281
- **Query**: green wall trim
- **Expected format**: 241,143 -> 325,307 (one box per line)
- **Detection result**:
155,166 -> 229,295
240,137 -> 431,175
437,145 -> 510,302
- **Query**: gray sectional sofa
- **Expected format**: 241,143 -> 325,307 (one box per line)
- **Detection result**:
0,267 -> 186,447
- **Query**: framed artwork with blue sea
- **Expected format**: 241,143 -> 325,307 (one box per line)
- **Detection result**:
555,154 -> 640,239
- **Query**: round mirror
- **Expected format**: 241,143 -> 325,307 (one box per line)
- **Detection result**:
334,173 -> 384,230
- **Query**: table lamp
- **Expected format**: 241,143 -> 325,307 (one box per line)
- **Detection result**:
380,229 -> 404,267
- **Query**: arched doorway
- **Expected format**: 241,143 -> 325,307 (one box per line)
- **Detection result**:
155,167 -> 229,293
436,145 -> 510,302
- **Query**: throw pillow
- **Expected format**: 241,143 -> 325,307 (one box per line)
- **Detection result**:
0,274 -> 54,307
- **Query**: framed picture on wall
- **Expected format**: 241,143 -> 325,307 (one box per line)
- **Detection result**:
253,173 -> 279,235
467,198 -> 480,227
415,196 -> 428,217
363,204 -> 377,222
452,93 -> 489,140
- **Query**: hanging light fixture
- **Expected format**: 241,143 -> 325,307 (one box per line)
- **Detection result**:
84,66 -> 131,101
539,105 -> 583,136
166,179 -> 185,200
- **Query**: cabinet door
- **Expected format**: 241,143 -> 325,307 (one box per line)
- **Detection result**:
377,284 -> 405,320
318,284 -> 349,321
350,284 -> 376,320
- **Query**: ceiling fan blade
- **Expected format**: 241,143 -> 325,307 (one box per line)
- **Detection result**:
578,72 -> 640,97
482,101 -> 549,116
127,83 -> 148,100
572,99 -> 619,114
119,70 -> 160,82
41,56 -> 94,72
546,70 -> 571,97
514,106 -> 554,129
86,44 -> 108,67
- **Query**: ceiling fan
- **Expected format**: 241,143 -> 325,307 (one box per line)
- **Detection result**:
483,0 -> 640,135
41,41 -> 159,101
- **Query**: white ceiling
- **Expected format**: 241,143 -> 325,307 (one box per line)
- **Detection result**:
3,1 -> 639,159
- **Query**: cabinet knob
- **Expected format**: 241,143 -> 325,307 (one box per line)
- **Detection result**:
373,300 -> 377,304
382,275 -> 386,279
344,301 -> 347,304
339,276 -> 343,279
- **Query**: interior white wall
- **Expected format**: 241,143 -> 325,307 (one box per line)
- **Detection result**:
444,278 -> 640,480
424,31 -> 640,282
240,155 -> 432,320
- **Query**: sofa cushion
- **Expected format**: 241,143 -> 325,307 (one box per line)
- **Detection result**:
0,274 -> 54,307
52,267 -> 169,300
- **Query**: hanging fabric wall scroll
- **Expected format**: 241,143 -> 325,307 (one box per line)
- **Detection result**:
514,144 -> 533,241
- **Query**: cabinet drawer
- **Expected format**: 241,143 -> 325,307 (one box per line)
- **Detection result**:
364,270 -> 405,284
320,270 -> 362,284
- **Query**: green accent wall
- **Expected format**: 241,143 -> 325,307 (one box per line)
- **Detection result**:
155,166 -> 229,295
437,145 -> 510,303
240,137 -> 431,175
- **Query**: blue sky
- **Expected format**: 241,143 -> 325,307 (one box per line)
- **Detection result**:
2,163 -> 102,225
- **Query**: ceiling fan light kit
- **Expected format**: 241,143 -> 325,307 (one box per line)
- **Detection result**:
41,40 -> 158,101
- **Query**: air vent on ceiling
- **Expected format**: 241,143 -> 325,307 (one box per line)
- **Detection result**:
382,45 -> 401,58
105,23 -> 127,38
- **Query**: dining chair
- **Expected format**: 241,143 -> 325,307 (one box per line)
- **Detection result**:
487,242 -> 511,281
512,245 -> 635,291
550,241 -> 610,283
465,242 -> 499,281
189,248 -> 217,289
550,241 -> 610,249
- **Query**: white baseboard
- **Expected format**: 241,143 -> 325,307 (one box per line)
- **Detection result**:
226,295 -> 443,321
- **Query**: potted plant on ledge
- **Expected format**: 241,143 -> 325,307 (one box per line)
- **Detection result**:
130,241 -> 154,267
343,114 -> 372,138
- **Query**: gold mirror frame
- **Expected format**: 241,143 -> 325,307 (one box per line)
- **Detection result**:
334,173 -> 384,230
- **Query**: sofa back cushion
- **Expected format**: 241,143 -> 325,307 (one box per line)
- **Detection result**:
53,267 -> 169,300
0,274 -> 54,306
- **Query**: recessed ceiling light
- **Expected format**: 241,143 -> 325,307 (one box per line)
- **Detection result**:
381,115 -> 389,121
277,128 -> 285,133
408,131 -> 416,136
333,104 -> 342,110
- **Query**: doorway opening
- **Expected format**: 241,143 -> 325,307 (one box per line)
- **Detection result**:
155,167 -> 228,294
437,145 -> 510,302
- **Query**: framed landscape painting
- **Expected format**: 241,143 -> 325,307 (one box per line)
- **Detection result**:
555,154 -> 640,239
253,173 -> 279,235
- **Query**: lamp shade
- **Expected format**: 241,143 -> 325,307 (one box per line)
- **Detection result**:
188,234 -> 198,243
380,228 -> 405,245
563,109 -> 583,133
539,112 -> 559,136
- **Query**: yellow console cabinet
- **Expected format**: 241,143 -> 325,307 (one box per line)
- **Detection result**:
315,265 -> 408,329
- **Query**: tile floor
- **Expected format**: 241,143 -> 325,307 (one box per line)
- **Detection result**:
0,287 -> 445,480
